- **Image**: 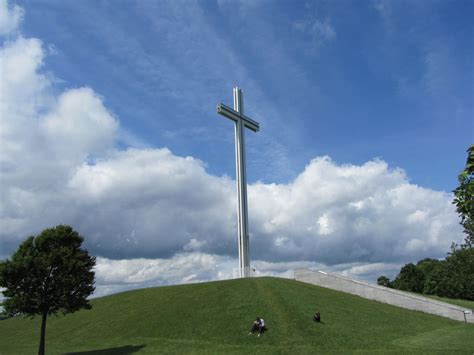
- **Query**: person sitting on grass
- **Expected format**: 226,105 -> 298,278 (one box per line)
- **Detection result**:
248,316 -> 267,337
313,312 -> 321,322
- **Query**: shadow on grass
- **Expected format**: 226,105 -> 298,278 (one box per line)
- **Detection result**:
64,344 -> 146,355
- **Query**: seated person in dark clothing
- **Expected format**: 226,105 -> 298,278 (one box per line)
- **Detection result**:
248,316 -> 267,337
249,317 -> 260,335
313,312 -> 321,322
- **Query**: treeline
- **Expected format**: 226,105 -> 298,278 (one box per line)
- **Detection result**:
378,145 -> 474,301
377,248 -> 474,300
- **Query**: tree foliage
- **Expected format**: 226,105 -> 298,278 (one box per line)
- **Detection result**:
0,225 -> 96,355
380,255 -> 473,301
377,276 -> 391,287
391,263 -> 425,293
417,258 -> 442,294
453,144 -> 474,248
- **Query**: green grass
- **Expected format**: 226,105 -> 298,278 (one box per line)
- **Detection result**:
0,277 -> 473,354
422,295 -> 474,310
403,289 -> 474,309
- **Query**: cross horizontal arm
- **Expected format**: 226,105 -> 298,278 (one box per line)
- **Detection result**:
217,103 -> 260,132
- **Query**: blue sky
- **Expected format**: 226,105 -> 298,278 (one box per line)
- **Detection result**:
16,0 -> 473,189
0,0 -> 472,295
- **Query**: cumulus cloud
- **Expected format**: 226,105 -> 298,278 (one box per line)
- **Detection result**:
0,0 -> 23,35
248,157 -> 459,264
0,1 -> 463,297
42,88 -> 118,159
0,12 -> 118,255
66,148 -> 235,259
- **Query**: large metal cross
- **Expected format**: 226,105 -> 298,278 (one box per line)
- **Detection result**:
217,87 -> 260,278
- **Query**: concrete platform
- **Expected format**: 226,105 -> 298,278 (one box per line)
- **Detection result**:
294,268 -> 473,323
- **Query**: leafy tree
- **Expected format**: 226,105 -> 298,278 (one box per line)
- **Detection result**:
440,247 -> 474,300
0,225 -> 96,355
415,258 -> 440,293
416,258 -> 442,294
423,260 -> 448,296
453,144 -> 474,248
377,275 -> 391,287
416,258 -> 440,273
391,263 -> 425,293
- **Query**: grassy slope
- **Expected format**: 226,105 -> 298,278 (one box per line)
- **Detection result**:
0,277 -> 473,354
402,290 -> 474,309
423,295 -> 474,310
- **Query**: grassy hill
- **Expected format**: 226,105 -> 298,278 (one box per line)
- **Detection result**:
0,277 -> 473,354
423,294 -> 474,310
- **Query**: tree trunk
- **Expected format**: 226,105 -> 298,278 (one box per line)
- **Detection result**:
38,312 -> 47,355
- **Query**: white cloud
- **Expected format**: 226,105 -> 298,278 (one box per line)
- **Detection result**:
95,253 -> 229,285
41,88 -> 118,159
0,36 -> 49,117
183,238 -> 207,252
337,261 -> 402,281
91,253 -> 234,297
317,214 -> 333,236
64,147 -> 236,258
0,35 -> 117,190
0,0 -> 23,36
248,157 -> 460,264
294,17 -> 336,44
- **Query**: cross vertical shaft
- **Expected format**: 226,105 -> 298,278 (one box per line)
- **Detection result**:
217,87 -> 260,278
233,88 -> 250,278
